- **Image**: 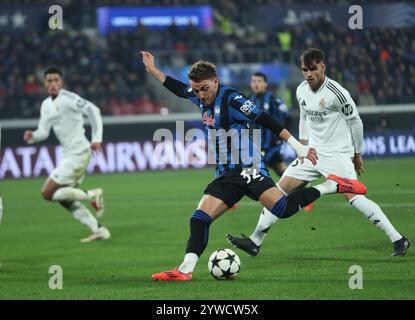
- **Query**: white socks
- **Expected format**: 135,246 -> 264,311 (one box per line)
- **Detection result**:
314,180 -> 338,195
350,195 -> 402,243
52,187 -> 91,202
249,207 -> 278,246
70,201 -> 99,233
178,253 -> 199,274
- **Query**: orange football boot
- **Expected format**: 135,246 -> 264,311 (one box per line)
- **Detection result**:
151,268 -> 192,281
327,175 -> 367,194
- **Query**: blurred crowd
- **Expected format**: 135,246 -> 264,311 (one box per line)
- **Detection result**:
0,0 -> 414,118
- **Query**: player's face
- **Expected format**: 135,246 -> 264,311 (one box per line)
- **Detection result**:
189,78 -> 219,106
44,73 -> 63,97
250,76 -> 267,94
301,61 -> 326,91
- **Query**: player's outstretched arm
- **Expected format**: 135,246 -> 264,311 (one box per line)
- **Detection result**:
140,51 -> 194,100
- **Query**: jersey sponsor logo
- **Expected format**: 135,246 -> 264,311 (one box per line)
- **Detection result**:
240,100 -> 255,115
203,112 -> 216,127
305,110 -> 327,124
342,104 -> 354,116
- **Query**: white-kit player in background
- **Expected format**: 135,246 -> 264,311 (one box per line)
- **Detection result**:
23,67 -> 110,243
227,48 -> 410,257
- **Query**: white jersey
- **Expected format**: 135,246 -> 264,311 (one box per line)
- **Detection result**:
29,89 -> 103,157
297,76 -> 359,157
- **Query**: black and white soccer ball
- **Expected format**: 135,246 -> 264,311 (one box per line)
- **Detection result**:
208,248 -> 241,280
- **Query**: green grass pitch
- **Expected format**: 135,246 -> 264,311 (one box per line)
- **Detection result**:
0,158 -> 414,299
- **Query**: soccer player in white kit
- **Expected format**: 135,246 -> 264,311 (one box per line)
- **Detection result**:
227,48 -> 410,257
23,68 -> 110,243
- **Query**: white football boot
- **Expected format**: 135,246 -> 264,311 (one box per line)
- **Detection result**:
81,226 -> 111,243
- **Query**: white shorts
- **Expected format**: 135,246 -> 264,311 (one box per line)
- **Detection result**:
50,149 -> 91,186
282,153 -> 357,182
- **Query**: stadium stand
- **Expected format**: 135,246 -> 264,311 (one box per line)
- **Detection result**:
0,0 -> 414,118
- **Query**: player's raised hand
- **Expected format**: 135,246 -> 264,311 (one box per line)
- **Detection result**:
23,130 -> 33,142
91,142 -> 102,155
353,153 -> 365,176
140,51 -> 155,72
140,51 -> 166,83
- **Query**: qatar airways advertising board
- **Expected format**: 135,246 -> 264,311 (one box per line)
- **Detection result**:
0,131 -> 414,180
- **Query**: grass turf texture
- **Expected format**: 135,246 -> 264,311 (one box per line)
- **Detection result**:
0,158 -> 414,299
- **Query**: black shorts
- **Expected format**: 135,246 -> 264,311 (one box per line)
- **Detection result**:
204,168 -> 276,208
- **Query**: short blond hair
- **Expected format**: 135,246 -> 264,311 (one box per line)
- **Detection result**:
188,61 -> 218,82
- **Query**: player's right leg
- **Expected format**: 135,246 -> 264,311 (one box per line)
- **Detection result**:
227,158 -> 318,255
228,176 -> 307,255
343,192 -> 411,256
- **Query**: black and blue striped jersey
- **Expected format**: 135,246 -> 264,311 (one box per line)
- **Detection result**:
163,76 -> 270,177
250,91 -> 291,152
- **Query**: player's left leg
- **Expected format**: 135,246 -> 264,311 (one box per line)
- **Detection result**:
152,170 -> 245,281
344,193 -> 411,256
151,194 -> 230,281
323,153 -> 410,256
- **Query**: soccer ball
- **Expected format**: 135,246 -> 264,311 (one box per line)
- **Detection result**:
208,248 -> 241,280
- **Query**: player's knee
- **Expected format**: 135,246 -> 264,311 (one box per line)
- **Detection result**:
269,196 -> 289,218
59,200 -> 73,210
